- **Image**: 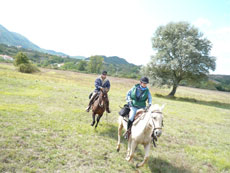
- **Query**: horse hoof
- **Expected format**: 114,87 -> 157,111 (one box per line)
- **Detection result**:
136,163 -> 140,168
91,123 -> 94,126
116,148 -> 120,152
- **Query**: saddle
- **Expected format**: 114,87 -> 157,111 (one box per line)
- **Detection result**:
122,108 -> 145,123
134,109 -> 145,121
119,104 -> 145,120
89,92 -> 99,101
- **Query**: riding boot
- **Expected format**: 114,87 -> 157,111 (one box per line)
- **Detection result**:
124,120 -> 133,140
86,93 -> 97,112
105,101 -> 111,113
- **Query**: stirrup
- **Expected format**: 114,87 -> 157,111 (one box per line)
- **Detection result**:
123,130 -> 130,140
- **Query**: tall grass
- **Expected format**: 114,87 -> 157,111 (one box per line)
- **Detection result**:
0,63 -> 230,173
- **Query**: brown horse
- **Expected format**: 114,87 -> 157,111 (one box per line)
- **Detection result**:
91,88 -> 109,129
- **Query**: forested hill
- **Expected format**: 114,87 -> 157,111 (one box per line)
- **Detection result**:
85,55 -> 135,66
0,43 -> 141,78
0,24 -> 67,57
102,56 -> 135,66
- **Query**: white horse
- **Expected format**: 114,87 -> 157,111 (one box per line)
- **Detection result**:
116,104 -> 165,168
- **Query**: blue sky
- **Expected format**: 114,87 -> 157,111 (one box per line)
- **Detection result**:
0,0 -> 229,74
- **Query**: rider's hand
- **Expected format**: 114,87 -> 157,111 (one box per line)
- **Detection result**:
128,101 -> 132,107
145,104 -> 151,111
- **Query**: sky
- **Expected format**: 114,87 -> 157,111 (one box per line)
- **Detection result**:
0,0 -> 230,75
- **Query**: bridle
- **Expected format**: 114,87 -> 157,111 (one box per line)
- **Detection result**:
149,111 -> 164,147
98,90 -> 108,108
150,111 -> 163,130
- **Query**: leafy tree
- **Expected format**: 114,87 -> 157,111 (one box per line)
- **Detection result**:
142,22 -> 216,96
14,52 -> 39,73
61,62 -> 78,70
14,52 -> 29,66
77,60 -> 87,71
87,56 -> 103,73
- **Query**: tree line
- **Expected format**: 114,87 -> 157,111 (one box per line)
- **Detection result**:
0,44 -> 141,79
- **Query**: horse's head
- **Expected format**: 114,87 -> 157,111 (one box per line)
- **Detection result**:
99,87 -> 108,100
148,104 -> 165,138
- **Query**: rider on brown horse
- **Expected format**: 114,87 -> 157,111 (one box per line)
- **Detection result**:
86,71 -> 111,113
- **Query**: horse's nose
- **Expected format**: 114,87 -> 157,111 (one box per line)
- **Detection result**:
154,130 -> 162,137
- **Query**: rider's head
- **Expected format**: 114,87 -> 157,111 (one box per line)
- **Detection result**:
101,71 -> 107,80
140,77 -> 149,88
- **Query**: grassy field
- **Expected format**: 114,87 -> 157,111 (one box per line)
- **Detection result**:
0,63 -> 230,173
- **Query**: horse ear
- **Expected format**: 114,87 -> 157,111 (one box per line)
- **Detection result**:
160,104 -> 166,112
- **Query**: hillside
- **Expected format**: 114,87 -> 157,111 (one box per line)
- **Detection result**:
101,56 -> 135,66
180,74 -> 230,92
0,43 -> 78,66
0,63 -> 229,172
71,56 -> 87,60
0,24 -> 67,57
0,24 -> 40,51
84,55 -> 136,66
0,43 -> 141,78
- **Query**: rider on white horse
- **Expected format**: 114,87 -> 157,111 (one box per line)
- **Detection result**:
124,77 -> 152,139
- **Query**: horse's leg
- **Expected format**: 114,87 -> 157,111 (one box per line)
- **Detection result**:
126,139 -> 137,162
136,143 -> 150,168
116,117 -> 123,152
91,113 -> 96,126
125,139 -> 131,160
95,114 -> 102,129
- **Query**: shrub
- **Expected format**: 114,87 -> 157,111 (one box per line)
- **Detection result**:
14,52 -> 40,73
14,52 -> 29,66
18,63 -> 40,73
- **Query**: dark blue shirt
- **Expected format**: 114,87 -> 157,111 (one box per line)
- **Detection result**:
94,76 -> 110,92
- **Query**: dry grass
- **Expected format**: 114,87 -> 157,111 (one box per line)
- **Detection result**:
0,63 -> 230,173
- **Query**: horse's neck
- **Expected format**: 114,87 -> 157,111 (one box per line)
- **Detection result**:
98,94 -> 107,106
98,94 -> 103,103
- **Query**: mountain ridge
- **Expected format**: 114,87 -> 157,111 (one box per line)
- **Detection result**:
0,24 -> 68,57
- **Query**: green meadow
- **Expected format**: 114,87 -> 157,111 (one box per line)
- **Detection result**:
0,63 -> 230,173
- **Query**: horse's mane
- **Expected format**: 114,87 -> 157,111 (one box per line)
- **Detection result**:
149,104 -> 165,113
133,104 -> 165,126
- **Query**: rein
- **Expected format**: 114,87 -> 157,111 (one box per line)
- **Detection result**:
98,91 -> 108,108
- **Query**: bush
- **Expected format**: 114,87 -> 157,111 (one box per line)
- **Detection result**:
14,52 -> 40,73
18,63 -> 40,73
14,52 -> 29,66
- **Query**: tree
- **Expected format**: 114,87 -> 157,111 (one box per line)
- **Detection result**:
142,22 -> 216,96
87,56 -> 103,73
77,60 -> 87,71
14,52 -> 39,73
61,62 -> 78,70
14,52 -> 29,66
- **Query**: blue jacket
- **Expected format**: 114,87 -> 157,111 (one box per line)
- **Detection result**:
94,76 -> 110,92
